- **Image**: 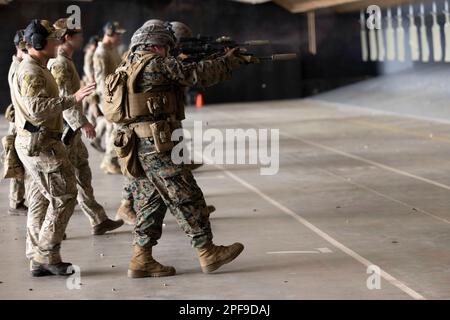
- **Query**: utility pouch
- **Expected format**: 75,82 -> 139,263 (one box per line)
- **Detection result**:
150,120 -> 174,153
24,121 -> 42,157
113,127 -> 145,178
1,134 -> 24,179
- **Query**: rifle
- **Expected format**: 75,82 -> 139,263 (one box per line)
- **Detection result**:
173,35 -> 297,63
444,0 -> 450,62
409,5 -> 420,61
431,1 -> 443,61
396,6 -> 406,62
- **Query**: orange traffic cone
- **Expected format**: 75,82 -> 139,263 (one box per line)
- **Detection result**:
196,93 -> 204,109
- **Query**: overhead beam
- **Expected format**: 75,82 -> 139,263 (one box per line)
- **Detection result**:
335,0 -> 433,13
273,0 -> 363,13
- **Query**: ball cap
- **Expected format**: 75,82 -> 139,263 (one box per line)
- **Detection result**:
24,19 -> 66,44
53,17 -> 82,34
103,21 -> 126,35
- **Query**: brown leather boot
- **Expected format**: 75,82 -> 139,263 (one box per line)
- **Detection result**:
8,201 -> 28,216
115,200 -> 137,225
92,218 -> 124,235
127,245 -> 176,278
197,242 -> 244,273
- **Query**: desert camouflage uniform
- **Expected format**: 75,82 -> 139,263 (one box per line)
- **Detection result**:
82,45 -> 102,126
93,42 -> 122,169
7,55 -> 26,209
48,48 -> 109,227
126,51 -> 238,248
12,54 -> 78,264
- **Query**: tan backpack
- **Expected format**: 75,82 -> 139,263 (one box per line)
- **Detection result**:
103,53 -> 156,124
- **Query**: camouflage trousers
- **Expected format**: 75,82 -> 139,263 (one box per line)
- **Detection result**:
130,137 -> 212,248
7,122 -> 26,208
66,132 -> 108,226
95,116 -> 107,140
15,135 -> 77,264
122,176 -> 137,201
101,120 -> 119,167
9,177 -> 26,208
83,95 -> 100,127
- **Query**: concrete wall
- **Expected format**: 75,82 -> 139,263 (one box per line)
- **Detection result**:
0,0 -> 377,111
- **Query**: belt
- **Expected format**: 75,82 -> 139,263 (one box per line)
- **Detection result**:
16,127 -> 63,140
128,116 -> 179,139
129,122 -> 153,139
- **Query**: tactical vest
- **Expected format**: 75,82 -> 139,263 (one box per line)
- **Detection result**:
103,52 -> 185,124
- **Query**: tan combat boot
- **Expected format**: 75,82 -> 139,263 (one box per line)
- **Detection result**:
197,242 -> 244,273
115,200 -> 137,225
100,162 -> 122,175
128,245 -> 176,278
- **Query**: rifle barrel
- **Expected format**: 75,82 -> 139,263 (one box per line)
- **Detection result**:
259,53 -> 298,61
242,40 -> 271,46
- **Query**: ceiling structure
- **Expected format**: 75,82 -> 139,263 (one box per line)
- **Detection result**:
0,0 -> 435,12
232,0 -> 434,13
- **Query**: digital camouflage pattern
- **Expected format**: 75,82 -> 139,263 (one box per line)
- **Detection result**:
124,42 -> 243,248
132,138 -> 212,248
133,51 -> 235,92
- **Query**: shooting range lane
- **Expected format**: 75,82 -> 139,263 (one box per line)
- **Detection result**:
0,110 -> 412,300
185,96 -> 450,300
4,83 -> 450,298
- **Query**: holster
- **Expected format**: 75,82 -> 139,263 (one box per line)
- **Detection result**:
1,134 -> 24,179
24,121 -> 62,157
150,120 -> 174,153
113,127 -> 145,178
62,124 -> 76,146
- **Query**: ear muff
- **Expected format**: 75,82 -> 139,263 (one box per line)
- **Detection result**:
31,33 -> 46,51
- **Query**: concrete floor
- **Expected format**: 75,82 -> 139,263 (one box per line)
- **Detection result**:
3,83 -> 450,299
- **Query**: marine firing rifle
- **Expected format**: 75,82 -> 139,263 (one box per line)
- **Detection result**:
173,35 -> 297,64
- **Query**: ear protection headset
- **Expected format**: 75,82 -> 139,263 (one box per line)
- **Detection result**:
13,30 -> 24,47
24,19 -> 50,51
104,22 -> 115,37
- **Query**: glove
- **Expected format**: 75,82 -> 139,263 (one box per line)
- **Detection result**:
224,47 -> 260,69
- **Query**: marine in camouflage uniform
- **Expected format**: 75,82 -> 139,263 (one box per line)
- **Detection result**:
6,30 -> 28,215
116,24 -> 256,278
82,35 -> 103,134
93,21 -> 126,174
48,18 -> 123,235
116,20 -> 215,226
12,20 -> 96,276
116,19 -> 165,225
